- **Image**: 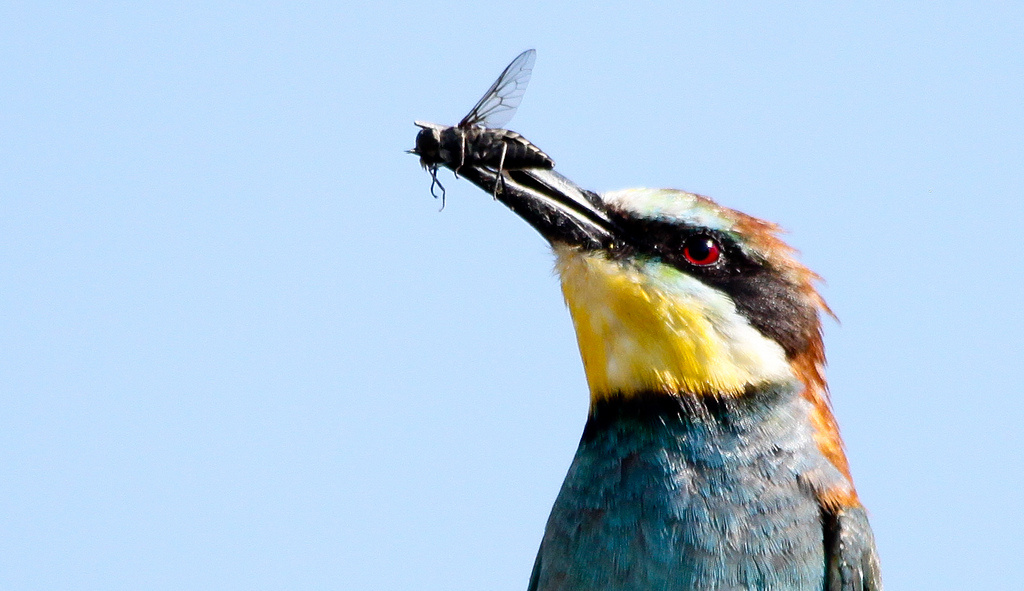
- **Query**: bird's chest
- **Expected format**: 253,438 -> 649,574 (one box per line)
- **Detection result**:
534,396 -> 829,591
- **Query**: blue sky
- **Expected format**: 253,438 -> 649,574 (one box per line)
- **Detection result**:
2,2 -> 1022,590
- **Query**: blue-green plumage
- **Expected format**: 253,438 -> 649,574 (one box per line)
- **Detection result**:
527,384 -> 879,591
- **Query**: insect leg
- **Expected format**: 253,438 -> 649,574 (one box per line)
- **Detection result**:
493,142 -> 508,199
454,132 -> 466,178
428,165 -> 447,210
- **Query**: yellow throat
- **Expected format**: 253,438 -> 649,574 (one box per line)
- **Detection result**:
553,245 -> 795,402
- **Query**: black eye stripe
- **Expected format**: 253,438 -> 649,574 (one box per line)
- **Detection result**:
605,212 -> 819,359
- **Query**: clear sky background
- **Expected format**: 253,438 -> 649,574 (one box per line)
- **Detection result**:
2,2 -> 1022,590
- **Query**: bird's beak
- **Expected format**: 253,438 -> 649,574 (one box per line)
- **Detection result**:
457,166 -> 621,250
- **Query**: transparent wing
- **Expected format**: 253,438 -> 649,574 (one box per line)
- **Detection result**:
459,49 -> 536,129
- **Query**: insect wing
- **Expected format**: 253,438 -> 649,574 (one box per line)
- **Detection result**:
458,49 -> 536,129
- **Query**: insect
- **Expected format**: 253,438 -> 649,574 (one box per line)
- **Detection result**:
411,49 -> 554,206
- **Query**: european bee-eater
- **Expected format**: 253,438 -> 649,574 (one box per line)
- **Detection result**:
447,165 -> 882,591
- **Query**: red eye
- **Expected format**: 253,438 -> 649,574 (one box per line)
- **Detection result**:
682,236 -> 721,266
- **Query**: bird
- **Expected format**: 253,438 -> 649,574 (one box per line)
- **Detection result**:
448,166 -> 882,591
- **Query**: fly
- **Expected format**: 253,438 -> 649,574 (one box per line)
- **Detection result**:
410,49 -> 554,207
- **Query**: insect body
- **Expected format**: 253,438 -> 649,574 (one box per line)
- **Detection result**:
411,49 -> 554,203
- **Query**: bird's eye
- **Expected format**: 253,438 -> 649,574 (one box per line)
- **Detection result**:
682,235 -> 721,266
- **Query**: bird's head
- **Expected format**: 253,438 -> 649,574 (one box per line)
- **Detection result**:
472,171 -> 850,477
548,187 -> 832,403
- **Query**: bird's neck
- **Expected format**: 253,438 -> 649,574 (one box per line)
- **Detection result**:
583,384 -> 801,444
578,384 -> 859,510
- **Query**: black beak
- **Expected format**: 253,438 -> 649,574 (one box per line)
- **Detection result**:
456,166 -> 622,251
